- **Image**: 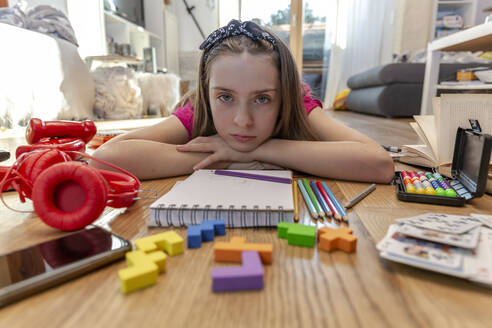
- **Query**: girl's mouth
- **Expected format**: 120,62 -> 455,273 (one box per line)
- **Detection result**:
231,134 -> 256,143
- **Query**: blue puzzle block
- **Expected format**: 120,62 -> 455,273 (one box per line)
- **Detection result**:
205,220 -> 226,236
187,220 -> 226,249
187,225 -> 203,248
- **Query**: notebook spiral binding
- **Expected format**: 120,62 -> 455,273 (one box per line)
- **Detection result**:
168,204 -> 175,226
228,205 -> 235,228
240,206 -> 247,228
178,204 -> 187,227
253,205 -> 259,228
151,203 -> 291,227
266,206 -> 272,227
191,204 -> 199,225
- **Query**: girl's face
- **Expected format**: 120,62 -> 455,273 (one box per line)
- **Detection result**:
208,52 -> 281,152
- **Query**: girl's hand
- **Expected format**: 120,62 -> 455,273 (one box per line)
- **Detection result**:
176,135 -> 255,170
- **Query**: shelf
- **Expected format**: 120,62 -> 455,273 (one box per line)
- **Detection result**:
148,32 -> 162,40
429,21 -> 492,51
438,1 -> 474,5
86,54 -> 144,64
436,81 -> 492,89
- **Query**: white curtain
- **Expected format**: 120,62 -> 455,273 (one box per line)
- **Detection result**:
324,0 -> 394,106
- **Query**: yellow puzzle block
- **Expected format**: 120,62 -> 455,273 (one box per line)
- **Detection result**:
135,231 -> 184,256
118,250 -> 167,294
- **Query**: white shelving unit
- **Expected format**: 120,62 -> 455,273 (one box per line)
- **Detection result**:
67,0 -> 166,69
421,21 -> 492,114
430,0 -> 477,41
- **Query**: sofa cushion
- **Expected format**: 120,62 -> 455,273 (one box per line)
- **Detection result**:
347,63 -> 488,89
346,83 -> 422,117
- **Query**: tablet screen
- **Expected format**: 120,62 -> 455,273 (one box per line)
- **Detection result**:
0,227 -> 126,288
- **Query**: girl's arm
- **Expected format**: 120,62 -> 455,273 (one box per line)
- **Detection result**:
252,107 -> 394,183
90,116 -> 225,179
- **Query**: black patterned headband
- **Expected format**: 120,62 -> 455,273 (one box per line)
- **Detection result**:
199,19 -> 278,64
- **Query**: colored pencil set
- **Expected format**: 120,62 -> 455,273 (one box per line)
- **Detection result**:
293,178 -> 348,222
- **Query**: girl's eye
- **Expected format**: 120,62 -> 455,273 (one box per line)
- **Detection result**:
218,94 -> 233,103
255,95 -> 270,104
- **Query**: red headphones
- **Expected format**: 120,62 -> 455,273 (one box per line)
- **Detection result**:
26,118 -> 97,144
0,119 -> 140,231
16,138 -> 86,159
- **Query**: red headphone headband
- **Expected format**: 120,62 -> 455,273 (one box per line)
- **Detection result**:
26,118 -> 97,144
16,138 -> 86,159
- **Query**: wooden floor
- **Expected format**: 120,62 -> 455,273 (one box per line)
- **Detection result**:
327,110 -> 421,146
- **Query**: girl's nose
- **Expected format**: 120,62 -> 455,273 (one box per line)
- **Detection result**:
233,103 -> 253,127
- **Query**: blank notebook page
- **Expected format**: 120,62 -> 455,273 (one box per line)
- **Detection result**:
150,169 -> 294,210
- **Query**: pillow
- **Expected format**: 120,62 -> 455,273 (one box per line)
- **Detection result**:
136,72 -> 180,116
92,66 -> 143,120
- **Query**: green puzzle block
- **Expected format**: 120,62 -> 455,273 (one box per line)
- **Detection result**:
277,222 -> 317,247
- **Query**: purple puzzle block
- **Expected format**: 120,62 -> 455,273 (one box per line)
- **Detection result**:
211,251 -> 264,292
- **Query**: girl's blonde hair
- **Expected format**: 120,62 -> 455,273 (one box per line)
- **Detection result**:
175,31 -> 319,141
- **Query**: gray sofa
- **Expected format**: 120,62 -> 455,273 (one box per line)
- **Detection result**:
346,63 -> 486,117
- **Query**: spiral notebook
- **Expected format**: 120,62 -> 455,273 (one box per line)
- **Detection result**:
148,169 -> 294,227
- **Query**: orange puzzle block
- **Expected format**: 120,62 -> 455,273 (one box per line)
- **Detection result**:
213,237 -> 273,264
318,227 -> 357,253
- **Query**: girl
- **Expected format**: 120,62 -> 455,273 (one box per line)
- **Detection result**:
92,20 -> 394,183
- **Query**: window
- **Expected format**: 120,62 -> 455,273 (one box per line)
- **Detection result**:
218,0 -> 333,100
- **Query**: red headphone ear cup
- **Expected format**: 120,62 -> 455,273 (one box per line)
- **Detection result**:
20,150 -> 67,184
19,151 -> 45,182
32,162 -> 109,231
17,151 -> 48,198
98,169 -> 140,207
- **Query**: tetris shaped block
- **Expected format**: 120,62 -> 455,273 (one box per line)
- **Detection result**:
211,251 -> 264,292
187,220 -> 226,248
135,231 -> 184,255
277,222 -> 317,247
213,237 -> 273,264
118,250 -> 167,294
318,227 -> 357,253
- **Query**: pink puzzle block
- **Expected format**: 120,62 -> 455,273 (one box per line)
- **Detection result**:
211,251 -> 264,292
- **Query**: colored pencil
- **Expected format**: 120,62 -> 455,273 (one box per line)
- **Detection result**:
344,183 -> 376,209
321,181 -> 348,222
310,180 -> 332,217
297,179 -> 318,220
316,181 -> 341,221
302,178 -> 325,218
214,170 -> 292,184
293,179 -> 299,222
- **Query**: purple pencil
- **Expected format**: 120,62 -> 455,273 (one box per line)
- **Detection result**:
214,170 -> 292,184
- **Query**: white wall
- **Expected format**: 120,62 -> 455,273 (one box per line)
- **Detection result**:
476,0 -> 492,25
166,0 -> 218,53
392,0 -> 433,56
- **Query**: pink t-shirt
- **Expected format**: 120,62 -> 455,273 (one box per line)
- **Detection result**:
173,84 -> 323,140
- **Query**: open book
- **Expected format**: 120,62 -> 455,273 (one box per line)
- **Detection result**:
399,112 -> 441,168
400,94 -> 492,193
